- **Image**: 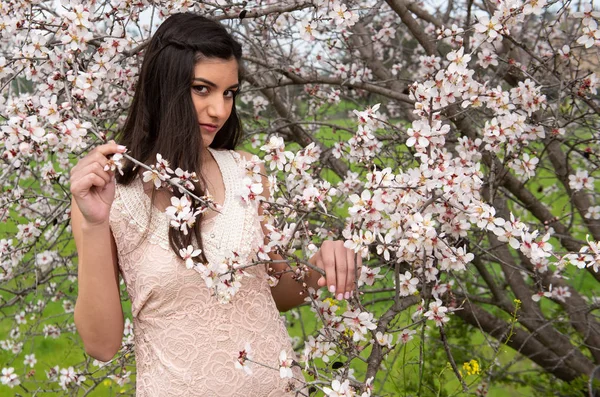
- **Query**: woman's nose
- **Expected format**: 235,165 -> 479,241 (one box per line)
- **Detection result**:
207,96 -> 228,119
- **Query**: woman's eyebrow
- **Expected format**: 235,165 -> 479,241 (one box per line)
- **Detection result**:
192,77 -> 239,90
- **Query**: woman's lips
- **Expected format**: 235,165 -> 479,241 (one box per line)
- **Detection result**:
199,123 -> 219,133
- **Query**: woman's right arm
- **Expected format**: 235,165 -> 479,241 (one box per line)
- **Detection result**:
70,141 -> 127,362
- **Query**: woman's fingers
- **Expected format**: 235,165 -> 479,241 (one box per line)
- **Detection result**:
73,173 -> 110,194
321,242 -> 337,296
316,241 -> 363,301
73,162 -> 112,184
334,241 -> 347,300
71,142 -> 123,175
345,247 -> 356,297
69,141 -> 126,225
70,163 -> 112,197
70,142 -> 126,194
317,275 -> 327,287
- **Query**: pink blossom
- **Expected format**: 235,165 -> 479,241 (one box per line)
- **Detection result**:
568,170 -> 595,191
424,299 -> 450,326
234,343 -> 253,375
323,378 -> 353,397
399,329 -> 417,344
278,350 -> 294,378
1,367 -> 19,388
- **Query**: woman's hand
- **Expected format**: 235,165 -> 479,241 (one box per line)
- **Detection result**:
310,240 -> 362,301
70,141 -> 127,226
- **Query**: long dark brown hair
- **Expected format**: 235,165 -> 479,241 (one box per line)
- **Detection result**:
116,13 -> 243,261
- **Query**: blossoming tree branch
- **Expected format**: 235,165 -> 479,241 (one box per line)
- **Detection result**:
0,0 -> 599,395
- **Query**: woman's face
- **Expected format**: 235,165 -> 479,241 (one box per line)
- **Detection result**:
191,57 -> 239,149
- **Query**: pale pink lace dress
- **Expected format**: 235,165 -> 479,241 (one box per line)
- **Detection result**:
109,148 -> 304,396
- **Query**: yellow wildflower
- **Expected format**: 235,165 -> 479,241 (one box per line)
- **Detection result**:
462,359 -> 481,376
343,329 -> 354,339
324,297 -> 337,307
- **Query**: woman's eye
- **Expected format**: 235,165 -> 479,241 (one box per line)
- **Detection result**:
192,85 -> 208,94
224,90 -> 238,98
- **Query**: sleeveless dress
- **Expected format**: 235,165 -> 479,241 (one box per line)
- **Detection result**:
108,148 -> 304,396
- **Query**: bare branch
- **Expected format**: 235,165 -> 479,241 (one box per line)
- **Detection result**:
385,0 -> 437,56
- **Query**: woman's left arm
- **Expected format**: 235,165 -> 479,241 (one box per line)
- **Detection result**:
236,150 -> 360,312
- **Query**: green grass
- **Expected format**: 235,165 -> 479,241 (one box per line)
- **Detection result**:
284,290 -> 541,396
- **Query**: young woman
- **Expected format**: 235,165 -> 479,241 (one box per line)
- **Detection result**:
69,13 -> 359,396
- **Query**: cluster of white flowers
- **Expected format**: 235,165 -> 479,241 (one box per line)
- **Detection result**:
60,4 -> 94,51
16,220 -> 45,244
260,139 -> 338,222
415,55 -> 442,77
261,136 -> 294,171
293,0 -> 363,43
532,284 -> 572,303
141,153 -> 200,193
323,377 -> 373,397
260,289 -> 382,394
437,23 -> 465,47
357,265 -> 385,287
43,324 -> 61,339
263,222 -> 299,256
104,153 -> 125,176
165,195 -> 205,235
235,342 -> 253,375
568,169 -> 595,192
58,366 -> 86,391
508,152 -> 539,181
333,104 -> 384,162
397,271 -> 419,296
109,370 -> 132,387
343,308 -> 377,342
239,154 -> 265,204
586,206 -> 600,220
472,0 -> 546,49
128,153 -> 221,237
122,318 -> 135,346
201,255 -> 246,304
330,62 -> 374,85
329,2 -> 359,29
575,4 -> 600,48
278,350 -> 295,378
241,94 -> 269,117
1,100 -> 88,170
563,236 -> 600,272
424,299 -> 450,326
339,132 -> 484,277
303,334 -> 336,363
373,22 -> 396,44
0,338 -> 23,355
406,119 -> 450,150
0,367 -> 19,388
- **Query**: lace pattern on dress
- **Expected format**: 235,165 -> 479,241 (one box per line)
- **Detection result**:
108,149 -> 304,396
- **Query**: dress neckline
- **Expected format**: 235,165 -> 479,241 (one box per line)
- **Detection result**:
133,147 -> 232,234
203,147 -> 228,224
